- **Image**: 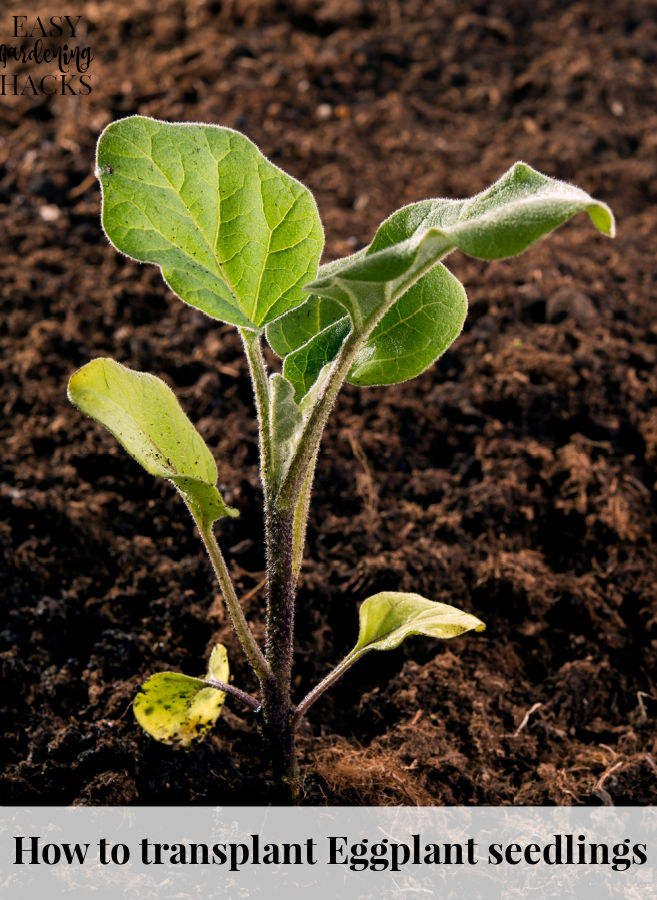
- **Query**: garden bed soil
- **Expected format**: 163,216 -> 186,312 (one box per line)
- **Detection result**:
1,0 -> 657,805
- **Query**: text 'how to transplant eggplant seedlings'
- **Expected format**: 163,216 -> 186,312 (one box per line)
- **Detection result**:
68,115 -> 614,792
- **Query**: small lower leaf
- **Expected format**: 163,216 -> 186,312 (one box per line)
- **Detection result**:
134,643 -> 230,747
353,591 -> 485,655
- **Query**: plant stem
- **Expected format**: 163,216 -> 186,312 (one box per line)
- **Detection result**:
251,318 -> 374,783
292,650 -> 362,729
291,443 -> 319,583
240,327 -> 298,783
278,326 -> 362,510
203,678 -> 261,711
252,329 -> 363,782
261,501 -> 298,783
196,517 -> 270,685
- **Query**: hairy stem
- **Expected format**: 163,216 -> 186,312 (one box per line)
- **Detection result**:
278,326 -> 363,511
260,330 -> 364,779
261,502 -> 298,782
196,517 -> 270,685
292,650 -> 362,729
291,443 -> 319,583
240,328 -> 298,783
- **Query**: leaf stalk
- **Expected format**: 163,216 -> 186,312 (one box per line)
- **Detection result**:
292,649 -> 363,729
195,514 -> 271,685
203,678 -> 261,711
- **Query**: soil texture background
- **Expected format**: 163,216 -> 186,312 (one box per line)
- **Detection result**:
1,0 -> 657,805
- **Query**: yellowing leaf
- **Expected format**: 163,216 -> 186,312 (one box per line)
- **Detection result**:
206,643 -> 229,680
133,643 -> 230,747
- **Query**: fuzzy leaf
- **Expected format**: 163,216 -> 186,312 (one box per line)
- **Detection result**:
367,162 -> 614,263
282,315 -> 351,400
346,264 -> 467,386
352,592 -> 485,656
267,364 -> 338,485
97,115 -> 323,330
296,164 -> 613,387
68,357 -> 237,527
269,373 -> 303,483
134,644 -> 230,747
267,264 -> 466,395
266,295 -> 347,357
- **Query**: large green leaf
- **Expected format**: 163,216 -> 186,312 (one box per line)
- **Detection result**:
351,592 -> 485,657
96,115 -> 324,330
68,357 -> 237,528
295,163 -> 613,385
267,264 -> 467,398
368,162 -> 614,262
134,644 -> 229,747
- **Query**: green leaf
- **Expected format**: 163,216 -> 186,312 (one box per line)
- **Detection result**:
269,373 -> 303,483
303,162 -> 613,360
351,591 -> 485,656
96,115 -> 324,330
267,294 -> 350,400
368,162 -> 614,262
266,264 -> 466,394
349,264 -> 467,386
282,315 -> 351,400
134,643 -> 230,747
268,366 -> 338,485
267,295 -> 348,357
68,357 -> 237,528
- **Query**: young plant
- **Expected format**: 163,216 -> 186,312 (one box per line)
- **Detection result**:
68,116 -> 614,789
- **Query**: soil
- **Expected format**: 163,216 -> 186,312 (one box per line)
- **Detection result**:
1,0 -> 657,806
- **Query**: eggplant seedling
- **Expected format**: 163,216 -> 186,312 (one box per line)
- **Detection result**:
68,116 -> 614,790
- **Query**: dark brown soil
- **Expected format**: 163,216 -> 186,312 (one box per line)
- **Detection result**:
1,0 -> 656,806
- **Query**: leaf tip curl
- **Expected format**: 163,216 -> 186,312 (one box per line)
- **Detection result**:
587,201 -> 616,238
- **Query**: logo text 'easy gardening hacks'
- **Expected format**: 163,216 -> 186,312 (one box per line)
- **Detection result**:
0,15 -> 93,96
